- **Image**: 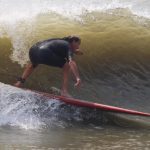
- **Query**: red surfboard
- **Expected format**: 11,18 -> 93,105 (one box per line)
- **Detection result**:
26,89 -> 150,117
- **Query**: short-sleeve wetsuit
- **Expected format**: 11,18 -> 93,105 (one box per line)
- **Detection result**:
29,38 -> 73,68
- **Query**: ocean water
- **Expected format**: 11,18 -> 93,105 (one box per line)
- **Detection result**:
0,0 -> 150,149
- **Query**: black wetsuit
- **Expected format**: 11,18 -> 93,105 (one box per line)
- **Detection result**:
29,38 -> 73,68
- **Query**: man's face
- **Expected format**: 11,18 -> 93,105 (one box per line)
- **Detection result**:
70,41 -> 83,55
71,41 -> 80,51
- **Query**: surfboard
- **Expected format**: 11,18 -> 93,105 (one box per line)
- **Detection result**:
24,88 -> 150,117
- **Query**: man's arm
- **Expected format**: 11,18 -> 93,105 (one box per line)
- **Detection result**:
68,60 -> 81,87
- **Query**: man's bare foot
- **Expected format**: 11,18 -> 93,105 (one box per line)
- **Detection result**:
14,81 -> 22,87
61,91 -> 72,98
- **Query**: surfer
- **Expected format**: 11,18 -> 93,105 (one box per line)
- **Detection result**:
14,35 -> 83,96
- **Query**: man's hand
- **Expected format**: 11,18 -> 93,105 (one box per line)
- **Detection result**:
69,60 -> 81,88
74,78 -> 81,88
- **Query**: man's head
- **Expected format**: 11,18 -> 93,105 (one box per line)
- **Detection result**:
63,35 -> 83,55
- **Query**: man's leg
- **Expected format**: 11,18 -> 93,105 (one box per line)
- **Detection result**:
61,62 -> 71,96
14,63 -> 37,87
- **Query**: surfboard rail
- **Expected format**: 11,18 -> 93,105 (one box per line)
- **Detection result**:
30,89 -> 150,117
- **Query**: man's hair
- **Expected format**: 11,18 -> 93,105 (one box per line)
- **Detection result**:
62,35 -> 81,43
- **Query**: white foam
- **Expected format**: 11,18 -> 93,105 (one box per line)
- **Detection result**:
0,83 -> 82,129
0,83 -> 102,129
0,0 -> 150,24
0,83 -> 43,129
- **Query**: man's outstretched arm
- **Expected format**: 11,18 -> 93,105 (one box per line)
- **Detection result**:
68,60 -> 81,87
